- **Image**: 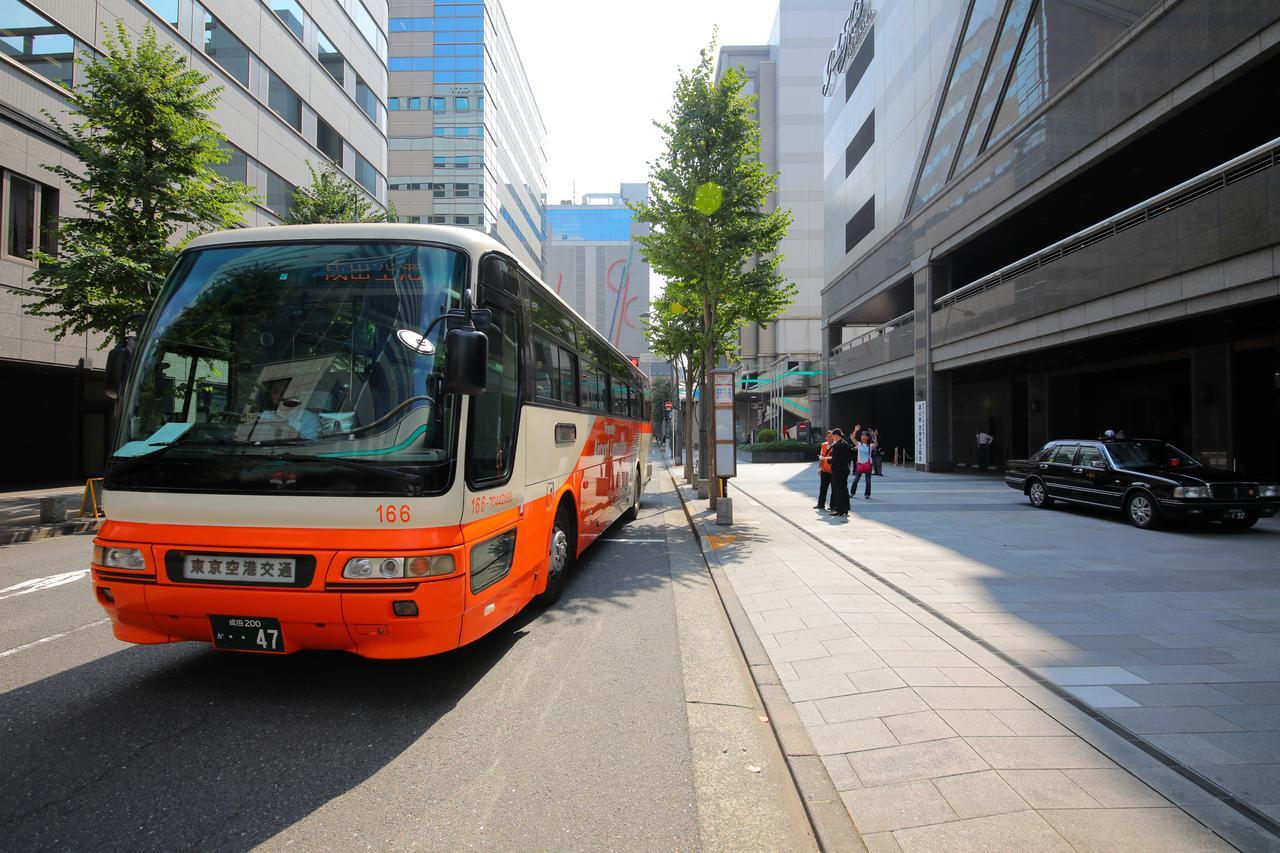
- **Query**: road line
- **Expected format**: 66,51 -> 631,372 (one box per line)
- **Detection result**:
0,570 -> 89,601
600,538 -> 668,544
0,618 -> 110,658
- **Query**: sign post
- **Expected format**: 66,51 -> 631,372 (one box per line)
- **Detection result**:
711,369 -> 737,524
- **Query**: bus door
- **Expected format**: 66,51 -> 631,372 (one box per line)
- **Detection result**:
460,291 -> 529,644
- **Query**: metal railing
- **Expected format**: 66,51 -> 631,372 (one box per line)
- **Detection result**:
830,310 -> 914,356
933,135 -> 1280,310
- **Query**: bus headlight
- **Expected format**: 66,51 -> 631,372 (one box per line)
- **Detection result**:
343,555 -> 456,579
94,545 -> 147,570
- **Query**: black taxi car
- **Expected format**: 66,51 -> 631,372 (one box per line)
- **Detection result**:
1005,438 -> 1279,530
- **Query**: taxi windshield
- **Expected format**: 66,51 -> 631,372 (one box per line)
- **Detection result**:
1106,440 -> 1200,469
110,241 -> 467,494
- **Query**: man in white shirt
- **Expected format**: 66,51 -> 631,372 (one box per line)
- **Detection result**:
254,378 -> 323,440
976,430 -> 994,472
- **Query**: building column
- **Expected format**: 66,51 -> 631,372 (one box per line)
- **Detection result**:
1191,344 -> 1233,468
1027,371 -> 1050,451
913,257 -> 951,471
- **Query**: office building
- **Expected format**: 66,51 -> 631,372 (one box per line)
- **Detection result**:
716,0 -> 850,439
386,0 -> 546,275
545,184 -> 661,377
822,0 -> 1280,479
0,0 -> 390,487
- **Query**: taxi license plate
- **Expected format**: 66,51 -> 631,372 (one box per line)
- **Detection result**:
211,616 -> 284,653
1225,509 -> 1247,521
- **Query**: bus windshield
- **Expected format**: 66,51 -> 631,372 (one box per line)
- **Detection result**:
110,241 -> 467,495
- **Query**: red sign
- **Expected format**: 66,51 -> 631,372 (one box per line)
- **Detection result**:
664,401 -> 672,412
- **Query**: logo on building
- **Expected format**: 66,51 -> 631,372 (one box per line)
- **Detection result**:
822,1 -> 876,98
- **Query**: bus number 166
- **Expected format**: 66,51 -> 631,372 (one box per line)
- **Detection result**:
377,504 -> 411,524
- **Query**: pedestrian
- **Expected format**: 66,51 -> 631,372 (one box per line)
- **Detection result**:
814,430 -> 834,511
976,429 -> 994,472
828,428 -> 851,516
851,430 -> 876,499
871,427 -> 884,475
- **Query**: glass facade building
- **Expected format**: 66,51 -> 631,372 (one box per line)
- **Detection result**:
386,0 -> 546,274
821,0 -> 1280,492
544,185 -> 660,377
0,0 -> 388,486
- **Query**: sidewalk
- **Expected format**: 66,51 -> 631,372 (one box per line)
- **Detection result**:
0,484 -> 101,546
671,461 -> 1276,851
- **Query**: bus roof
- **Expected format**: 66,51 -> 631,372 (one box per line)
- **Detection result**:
182,224 -> 649,384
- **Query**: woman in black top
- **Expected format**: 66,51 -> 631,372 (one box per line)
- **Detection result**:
828,428 -> 852,516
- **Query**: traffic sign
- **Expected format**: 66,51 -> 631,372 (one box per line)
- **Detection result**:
665,400 -> 672,412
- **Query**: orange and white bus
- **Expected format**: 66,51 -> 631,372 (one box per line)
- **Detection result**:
91,224 -> 651,658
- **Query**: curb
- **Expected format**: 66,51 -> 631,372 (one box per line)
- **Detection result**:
667,463 -> 867,853
0,519 -> 101,547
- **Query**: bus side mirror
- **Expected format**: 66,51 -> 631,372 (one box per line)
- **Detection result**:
442,327 -> 488,396
104,337 -> 136,400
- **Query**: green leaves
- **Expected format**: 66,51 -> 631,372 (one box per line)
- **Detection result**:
26,22 -> 255,343
694,181 -> 724,216
286,160 -> 393,225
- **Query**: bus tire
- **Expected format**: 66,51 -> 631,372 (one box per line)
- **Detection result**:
621,467 -> 641,522
534,503 -> 574,607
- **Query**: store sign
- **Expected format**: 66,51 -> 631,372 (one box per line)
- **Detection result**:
914,400 -> 927,467
822,0 -> 876,97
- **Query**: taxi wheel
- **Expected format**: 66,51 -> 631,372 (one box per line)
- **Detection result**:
1125,492 -> 1162,530
1222,516 -> 1258,531
534,505 -> 574,607
622,467 -> 641,522
1027,479 -> 1054,508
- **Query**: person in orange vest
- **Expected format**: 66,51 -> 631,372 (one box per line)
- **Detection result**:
814,430 -> 834,511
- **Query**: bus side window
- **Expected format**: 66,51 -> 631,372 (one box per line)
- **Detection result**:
467,298 -> 521,486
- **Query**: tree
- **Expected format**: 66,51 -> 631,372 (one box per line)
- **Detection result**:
285,160 -> 396,225
27,23 -> 255,343
633,39 -> 795,498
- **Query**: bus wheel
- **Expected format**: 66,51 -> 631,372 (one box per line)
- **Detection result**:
534,504 -> 574,607
622,467 -> 641,522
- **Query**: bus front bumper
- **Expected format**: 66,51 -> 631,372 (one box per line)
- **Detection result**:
93,573 -> 467,660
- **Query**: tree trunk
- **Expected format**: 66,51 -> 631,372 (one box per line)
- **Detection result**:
683,366 -> 695,482
703,299 -> 718,505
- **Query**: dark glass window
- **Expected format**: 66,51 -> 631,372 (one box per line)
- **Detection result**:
355,75 -> 379,123
354,153 -> 377,194
316,29 -> 344,85
266,171 -> 295,218
467,299 -> 521,486
611,377 -> 630,417
454,215 -> 469,224
1077,445 -> 1104,467
316,117 -> 343,163
987,1 -> 1046,149
845,112 -> 874,177
953,0 -> 1036,174
270,0 -> 305,40
1052,444 -> 1079,464
844,196 -> 874,253
0,1 -> 75,87
533,336 -> 577,405
843,27 -> 874,102
268,70 -> 302,132
211,143 -> 248,184
38,184 -> 57,256
5,173 -> 35,260
202,12 -> 249,87
579,365 -> 607,413
350,0 -> 386,59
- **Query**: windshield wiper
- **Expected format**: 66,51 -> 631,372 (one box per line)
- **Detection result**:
257,452 -> 424,491
107,438 -> 246,479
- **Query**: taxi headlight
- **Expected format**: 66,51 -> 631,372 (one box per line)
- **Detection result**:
93,545 -> 146,570
1261,485 -> 1279,498
1173,487 -> 1209,499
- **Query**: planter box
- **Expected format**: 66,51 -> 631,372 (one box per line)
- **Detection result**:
741,450 -> 815,463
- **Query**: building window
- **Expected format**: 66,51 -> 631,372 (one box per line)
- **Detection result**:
316,28 -> 344,86
266,171 -> 295,219
843,27 -> 874,102
211,143 -> 248,184
39,184 -> 57,256
316,117 -> 343,163
352,0 -> 386,59
4,173 -> 35,260
845,112 -> 874,177
0,1 -> 75,88
429,97 -> 446,111
455,96 -> 469,110
389,17 -> 433,32
355,75 -> 379,123
269,0 -> 306,41
844,196 -> 874,254
268,70 -> 302,132
202,12 -> 249,88
354,152 -> 377,194
454,215 -> 469,225
401,215 -> 422,224
143,0 -> 179,25
429,215 -> 446,224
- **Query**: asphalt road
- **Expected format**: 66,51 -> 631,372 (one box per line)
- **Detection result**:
0,475 -> 809,852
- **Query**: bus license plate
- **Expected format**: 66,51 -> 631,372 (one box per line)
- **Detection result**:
1225,509 -> 1247,521
211,616 -> 285,653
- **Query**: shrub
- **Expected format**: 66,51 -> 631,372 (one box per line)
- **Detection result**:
756,428 -> 778,443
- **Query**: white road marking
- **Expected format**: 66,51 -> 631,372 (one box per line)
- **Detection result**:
0,618 -> 110,658
0,570 -> 90,602
601,538 -> 668,544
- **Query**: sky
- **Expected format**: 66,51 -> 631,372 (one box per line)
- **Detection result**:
501,0 -> 783,205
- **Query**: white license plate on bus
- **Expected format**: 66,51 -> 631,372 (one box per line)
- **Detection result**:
182,555 -> 298,583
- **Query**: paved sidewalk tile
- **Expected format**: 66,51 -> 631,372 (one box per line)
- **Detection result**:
676,466 -> 1271,851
